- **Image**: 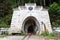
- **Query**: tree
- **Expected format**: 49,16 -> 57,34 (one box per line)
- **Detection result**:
49,2 -> 60,27
0,0 -> 60,28
0,0 -> 12,28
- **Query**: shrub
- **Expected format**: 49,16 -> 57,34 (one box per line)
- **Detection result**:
19,30 -> 25,35
40,31 -> 54,38
48,33 -> 54,38
40,31 -> 49,36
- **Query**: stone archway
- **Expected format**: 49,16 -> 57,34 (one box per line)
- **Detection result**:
22,16 -> 40,34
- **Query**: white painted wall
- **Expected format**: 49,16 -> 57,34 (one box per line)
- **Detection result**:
9,3 -> 52,34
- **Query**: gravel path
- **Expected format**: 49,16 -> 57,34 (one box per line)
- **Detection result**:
0,35 -> 55,40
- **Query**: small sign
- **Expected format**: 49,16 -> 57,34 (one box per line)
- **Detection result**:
28,7 -> 33,11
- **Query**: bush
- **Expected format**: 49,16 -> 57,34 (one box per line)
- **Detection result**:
40,32 -> 49,36
40,31 -> 54,38
48,33 -> 54,38
19,30 -> 25,36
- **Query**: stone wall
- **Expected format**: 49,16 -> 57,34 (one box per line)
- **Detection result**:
9,3 -> 52,34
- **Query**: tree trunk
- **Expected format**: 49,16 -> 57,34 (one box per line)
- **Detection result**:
34,0 -> 36,3
49,0 -> 51,4
40,0 -> 42,6
44,0 -> 46,6
58,0 -> 60,5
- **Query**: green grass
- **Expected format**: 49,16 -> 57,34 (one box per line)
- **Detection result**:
0,35 -> 8,38
39,32 -> 54,38
38,32 -> 60,40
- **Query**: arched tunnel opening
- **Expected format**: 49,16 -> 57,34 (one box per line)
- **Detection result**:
23,17 -> 39,34
24,19 -> 36,34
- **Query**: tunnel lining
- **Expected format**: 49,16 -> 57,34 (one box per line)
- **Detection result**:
22,16 -> 40,34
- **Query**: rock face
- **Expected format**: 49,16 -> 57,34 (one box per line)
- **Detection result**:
9,3 -> 52,34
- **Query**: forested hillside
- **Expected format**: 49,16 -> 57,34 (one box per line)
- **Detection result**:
0,0 -> 60,28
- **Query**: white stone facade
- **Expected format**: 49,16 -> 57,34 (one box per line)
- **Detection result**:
9,3 -> 52,34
